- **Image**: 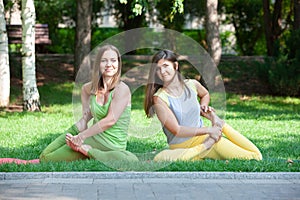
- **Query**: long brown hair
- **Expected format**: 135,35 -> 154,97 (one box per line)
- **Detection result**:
144,49 -> 188,118
90,44 -> 122,94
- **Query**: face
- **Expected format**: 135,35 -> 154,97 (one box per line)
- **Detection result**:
155,59 -> 178,83
100,50 -> 119,77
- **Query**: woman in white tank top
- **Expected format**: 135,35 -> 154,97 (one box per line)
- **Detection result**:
144,49 -> 262,161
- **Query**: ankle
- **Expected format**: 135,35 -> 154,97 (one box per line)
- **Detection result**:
203,137 -> 215,150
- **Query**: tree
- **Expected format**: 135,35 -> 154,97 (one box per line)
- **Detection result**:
117,0 -> 221,65
206,0 -> 221,66
114,0 -> 147,30
262,0 -> 293,56
221,0 -> 264,55
294,0 -> 300,30
0,0 -> 10,108
21,0 -> 41,111
74,0 -> 92,76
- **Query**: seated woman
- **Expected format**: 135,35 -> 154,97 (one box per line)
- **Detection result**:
144,49 -> 262,161
39,44 -> 138,163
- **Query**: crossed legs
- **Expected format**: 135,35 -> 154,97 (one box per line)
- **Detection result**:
154,111 -> 262,161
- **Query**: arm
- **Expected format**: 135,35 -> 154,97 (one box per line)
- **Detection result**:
192,79 -> 210,108
192,80 -> 223,129
75,82 -> 93,132
77,82 -> 131,140
153,96 -> 221,139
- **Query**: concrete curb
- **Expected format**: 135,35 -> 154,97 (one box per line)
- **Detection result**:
1,172 -> 300,180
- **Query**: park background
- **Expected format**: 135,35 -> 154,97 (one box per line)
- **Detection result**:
0,0 -> 299,172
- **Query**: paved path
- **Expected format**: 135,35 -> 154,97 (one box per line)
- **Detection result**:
0,172 -> 300,200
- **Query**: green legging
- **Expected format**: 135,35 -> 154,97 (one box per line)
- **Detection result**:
39,125 -> 138,162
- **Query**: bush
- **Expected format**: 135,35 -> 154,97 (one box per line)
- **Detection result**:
91,28 -> 122,49
46,28 -> 122,54
47,28 -> 75,54
256,30 -> 300,96
265,57 -> 299,96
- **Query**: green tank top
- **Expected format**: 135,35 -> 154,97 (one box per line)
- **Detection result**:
90,90 -> 131,151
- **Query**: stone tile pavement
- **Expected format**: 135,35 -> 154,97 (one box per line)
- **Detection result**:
0,172 -> 299,200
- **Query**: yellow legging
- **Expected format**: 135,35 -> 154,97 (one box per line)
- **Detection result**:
154,123 -> 262,161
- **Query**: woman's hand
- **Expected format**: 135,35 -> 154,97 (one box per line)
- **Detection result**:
66,133 -> 84,147
207,126 -> 222,142
200,105 -> 215,113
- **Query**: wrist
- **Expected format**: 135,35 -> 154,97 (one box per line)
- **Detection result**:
80,117 -> 87,124
78,133 -> 86,141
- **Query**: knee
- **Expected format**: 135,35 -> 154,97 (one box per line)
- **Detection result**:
256,151 -> 263,161
65,124 -> 80,135
39,153 -> 46,162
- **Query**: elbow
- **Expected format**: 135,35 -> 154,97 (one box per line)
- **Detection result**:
105,116 -> 118,128
96,115 -> 118,131
170,126 -> 182,137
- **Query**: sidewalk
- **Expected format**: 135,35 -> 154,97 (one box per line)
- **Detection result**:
0,172 -> 299,200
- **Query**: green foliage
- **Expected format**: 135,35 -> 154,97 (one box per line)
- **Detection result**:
156,0 -> 185,31
220,0 -> 265,55
114,0 -> 148,30
256,30 -> 300,96
91,28 -> 122,48
184,0 -> 206,19
35,0 -> 76,33
47,28 -> 75,53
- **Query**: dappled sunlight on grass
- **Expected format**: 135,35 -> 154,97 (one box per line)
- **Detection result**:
225,94 -> 300,120
0,83 -> 299,172
39,82 -> 74,106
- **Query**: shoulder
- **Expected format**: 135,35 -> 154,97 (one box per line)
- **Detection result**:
82,82 -> 92,94
114,81 -> 130,93
113,81 -> 131,99
184,79 -> 198,92
154,88 -> 170,106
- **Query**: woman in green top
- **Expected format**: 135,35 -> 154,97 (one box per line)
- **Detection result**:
39,44 -> 138,162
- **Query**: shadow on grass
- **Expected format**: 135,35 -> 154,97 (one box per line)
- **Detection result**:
9,82 -> 74,107
39,82 -> 74,106
0,130 -> 299,172
258,133 -> 300,159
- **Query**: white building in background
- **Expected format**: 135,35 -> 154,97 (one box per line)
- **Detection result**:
184,13 -> 237,55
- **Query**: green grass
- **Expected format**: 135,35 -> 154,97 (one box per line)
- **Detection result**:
0,82 -> 299,172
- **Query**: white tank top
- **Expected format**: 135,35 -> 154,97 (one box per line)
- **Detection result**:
154,79 -> 203,145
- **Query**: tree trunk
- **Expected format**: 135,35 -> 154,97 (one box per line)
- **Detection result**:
74,0 -> 92,77
0,0 -> 10,107
262,0 -> 273,56
205,0 -> 221,66
294,0 -> 300,30
263,0 -> 284,56
21,0 -> 41,111
9,0 -> 22,25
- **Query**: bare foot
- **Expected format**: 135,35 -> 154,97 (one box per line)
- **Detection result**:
65,133 -> 80,152
78,144 -> 92,157
211,113 -> 225,128
203,137 -> 216,150
66,133 -> 91,157
202,110 -> 224,128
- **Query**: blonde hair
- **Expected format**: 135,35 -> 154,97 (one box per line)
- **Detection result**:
90,44 -> 122,94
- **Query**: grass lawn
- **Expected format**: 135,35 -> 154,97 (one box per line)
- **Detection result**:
0,80 -> 299,172
1,56 -> 299,172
